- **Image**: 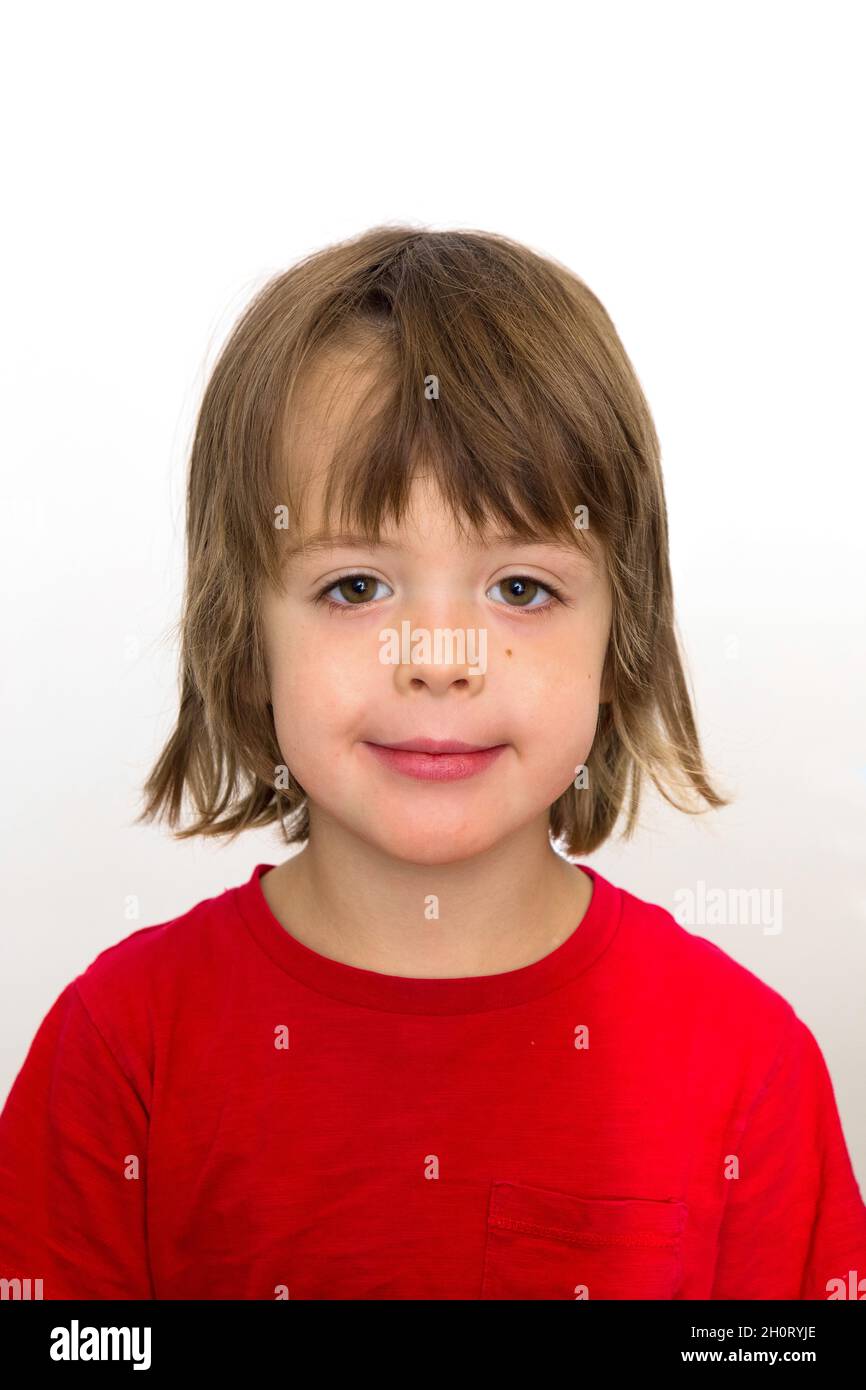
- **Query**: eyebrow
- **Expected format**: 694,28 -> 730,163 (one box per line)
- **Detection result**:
282,530 -> 593,561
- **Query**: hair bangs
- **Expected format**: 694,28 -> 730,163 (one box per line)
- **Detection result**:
271,283 -> 607,578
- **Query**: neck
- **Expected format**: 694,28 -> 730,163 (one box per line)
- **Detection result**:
260,813 -> 592,978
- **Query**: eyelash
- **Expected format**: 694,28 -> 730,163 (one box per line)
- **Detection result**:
313,573 -> 567,618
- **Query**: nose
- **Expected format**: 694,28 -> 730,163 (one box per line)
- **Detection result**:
387,619 -> 488,697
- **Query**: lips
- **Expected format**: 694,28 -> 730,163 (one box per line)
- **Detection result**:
363,739 -> 507,782
373,738 -> 497,754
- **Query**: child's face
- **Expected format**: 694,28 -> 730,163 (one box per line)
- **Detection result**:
262,350 -> 613,865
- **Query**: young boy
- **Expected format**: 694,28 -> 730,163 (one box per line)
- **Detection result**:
1,227 -> 864,1300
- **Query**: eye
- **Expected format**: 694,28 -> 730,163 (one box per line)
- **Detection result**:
313,572 -> 566,616
314,573 -> 393,611
487,575 -> 565,614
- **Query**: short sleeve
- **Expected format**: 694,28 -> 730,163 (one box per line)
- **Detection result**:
711,1011 -> 866,1299
0,981 -> 154,1299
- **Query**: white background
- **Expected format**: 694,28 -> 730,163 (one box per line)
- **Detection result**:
2,2 -> 864,1188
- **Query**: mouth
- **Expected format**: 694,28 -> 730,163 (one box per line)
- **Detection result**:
373,738 -> 499,754
362,738 -> 508,782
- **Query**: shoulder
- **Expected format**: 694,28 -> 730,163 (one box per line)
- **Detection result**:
67,867 -> 260,1079
606,873 -> 853,1129
615,872 -> 790,1003
604,870 -> 810,1087
74,873 -> 240,987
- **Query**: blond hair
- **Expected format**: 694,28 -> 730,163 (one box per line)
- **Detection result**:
136,225 -> 730,854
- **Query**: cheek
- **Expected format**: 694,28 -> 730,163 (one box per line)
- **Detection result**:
525,691 -> 599,763
509,639 -> 603,723
268,630 -> 371,752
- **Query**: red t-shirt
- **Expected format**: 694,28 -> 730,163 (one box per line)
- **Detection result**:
1,861 -> 864,1300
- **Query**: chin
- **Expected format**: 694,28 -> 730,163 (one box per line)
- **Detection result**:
364,818 -> 507,868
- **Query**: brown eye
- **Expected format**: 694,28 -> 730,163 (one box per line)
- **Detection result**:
317,574 -> 392,608
503,577 -> 538,606
336,576 -> 377,604
492,575 -> 558,608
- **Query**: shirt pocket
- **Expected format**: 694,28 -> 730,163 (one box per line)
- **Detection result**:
480,1180 -> 687,1300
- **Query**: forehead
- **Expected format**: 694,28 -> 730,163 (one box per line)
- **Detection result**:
281,340 -> 383,471
276,339 -> 605,572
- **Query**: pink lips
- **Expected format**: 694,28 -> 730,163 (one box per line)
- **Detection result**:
363,738 -> 507,781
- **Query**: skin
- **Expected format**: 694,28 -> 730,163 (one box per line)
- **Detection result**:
259,346 -> 614,979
